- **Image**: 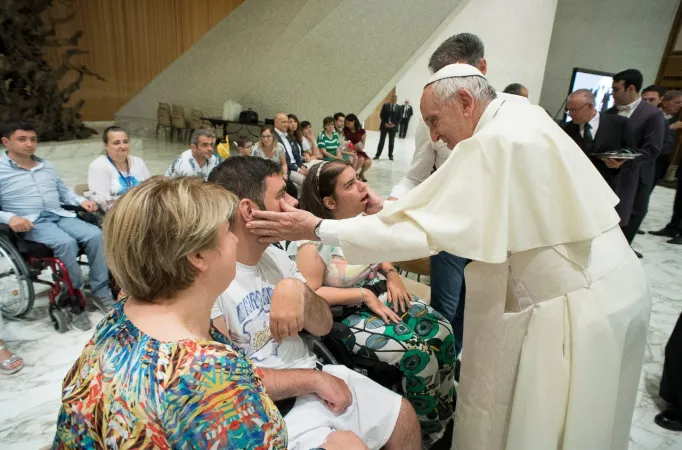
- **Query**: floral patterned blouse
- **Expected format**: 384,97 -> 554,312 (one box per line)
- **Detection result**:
53,297 -> 287,449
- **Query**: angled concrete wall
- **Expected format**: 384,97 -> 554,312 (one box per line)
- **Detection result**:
116,0 -> 463,134
393,0 -> 558,138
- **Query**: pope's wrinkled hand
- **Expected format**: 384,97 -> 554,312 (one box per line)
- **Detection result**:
248,199 -> 321,243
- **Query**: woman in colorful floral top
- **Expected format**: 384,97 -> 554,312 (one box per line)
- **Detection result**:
290,161 -> 457,447
86,126 -> 151,211
52,177 -> 287,449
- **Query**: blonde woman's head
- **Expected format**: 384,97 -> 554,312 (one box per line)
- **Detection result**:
103,176 -> 238,302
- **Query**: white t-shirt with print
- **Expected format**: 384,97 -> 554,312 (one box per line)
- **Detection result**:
211,247 -> 317,370
164,149 -> 219,181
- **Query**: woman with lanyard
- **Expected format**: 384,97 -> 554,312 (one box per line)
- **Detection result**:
87,126 -> 151,211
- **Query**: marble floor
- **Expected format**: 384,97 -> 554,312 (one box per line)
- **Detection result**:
0,131 -> 681,449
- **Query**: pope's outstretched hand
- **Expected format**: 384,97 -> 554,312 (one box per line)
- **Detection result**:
248,199 -> 321,243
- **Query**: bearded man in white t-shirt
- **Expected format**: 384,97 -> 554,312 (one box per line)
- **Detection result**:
208,156 -> 420,450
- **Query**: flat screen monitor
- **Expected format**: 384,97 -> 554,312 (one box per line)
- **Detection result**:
565,68 -> 615,123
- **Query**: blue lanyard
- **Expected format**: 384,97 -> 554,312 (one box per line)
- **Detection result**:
106,155 -> 132,189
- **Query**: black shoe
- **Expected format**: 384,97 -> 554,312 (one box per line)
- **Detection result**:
667,235 -> 682,245
650,227 -> 679,238
633,249 -> 643,258
654,409 -> 682,432
373,156 -> 380,160
389,157 -> 394,161
637,229 -> 645,235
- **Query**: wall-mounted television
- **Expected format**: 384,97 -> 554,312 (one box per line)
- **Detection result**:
564,68 -> 615,123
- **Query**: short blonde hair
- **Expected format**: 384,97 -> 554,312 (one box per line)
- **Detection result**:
103,176 -> 237,302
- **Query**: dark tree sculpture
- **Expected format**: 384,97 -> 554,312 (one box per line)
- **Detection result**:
0,0 -> 105,140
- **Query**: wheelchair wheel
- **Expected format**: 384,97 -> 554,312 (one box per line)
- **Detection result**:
0,235 -> 35,318
49,305 -> 69,333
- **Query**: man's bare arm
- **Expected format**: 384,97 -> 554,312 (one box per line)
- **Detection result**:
260,368 -> 321,401
302,282 -> 333,336
260,367 -> 352,413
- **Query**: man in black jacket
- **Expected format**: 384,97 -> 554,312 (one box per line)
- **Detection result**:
374,94 -> 402,160
649,90 -> 682,244
563,89 -> 635,190
606,69 -> 666,257
274,112 -> 307,190
398,100 -> 414,138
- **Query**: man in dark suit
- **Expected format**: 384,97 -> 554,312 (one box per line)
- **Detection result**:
398,100 -> 414,138
374,94 -> 402,160
605,69 -> 666,257
650,90 -> 682,244
563,89 -> 635,190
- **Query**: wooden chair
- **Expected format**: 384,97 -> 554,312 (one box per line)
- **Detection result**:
187,109 -> 212,143
395,257 -> 431,282
170,104 -> 189,143
156,102 -> 172,141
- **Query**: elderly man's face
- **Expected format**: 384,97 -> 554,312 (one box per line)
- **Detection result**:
567,95 -> 595,125
663,96 -> 682,115
420,85 -> 476,150
274,114 -> 289,132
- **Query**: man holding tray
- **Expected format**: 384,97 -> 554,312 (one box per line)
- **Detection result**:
564,88 -> 636,190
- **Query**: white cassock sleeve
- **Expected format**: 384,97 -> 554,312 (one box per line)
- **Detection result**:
320,100 -> 621,265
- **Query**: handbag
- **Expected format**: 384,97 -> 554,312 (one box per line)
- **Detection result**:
239,108 -> 259,124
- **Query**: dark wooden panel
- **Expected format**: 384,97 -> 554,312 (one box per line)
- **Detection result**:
43,0 -> 244,121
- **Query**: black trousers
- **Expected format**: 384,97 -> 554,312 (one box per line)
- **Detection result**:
375,128 -> 397,158
622,161 -> 656,243
665,171 -> 682,233
654,154 -> 671,186
660,313 -> 682,408
398,118 -> 411,138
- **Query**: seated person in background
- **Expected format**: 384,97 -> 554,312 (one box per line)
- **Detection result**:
274,113 -> 308,190
563,89 -> 635,190
301,120 -> 324,164
208,156 -> 421,450
252,125 -> 288,178
237,136 -> 253,156
0,119 -> 113,328
317,116 -> 346,162
54,177 -> 293,449
503,82 -> 529,98
334,112 -> 358,168
343,114 -> 372,181
165,128 -> 219,181
87,126 -> 151,211
291,160 -> 456,446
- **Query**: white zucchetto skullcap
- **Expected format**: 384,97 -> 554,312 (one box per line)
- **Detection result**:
425,63 -> 487,87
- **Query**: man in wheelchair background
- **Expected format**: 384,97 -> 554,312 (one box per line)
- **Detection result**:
208,157 -> 422,450
0,119 -> 114,331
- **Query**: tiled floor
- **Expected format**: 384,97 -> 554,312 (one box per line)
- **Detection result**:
0,130 -> 680,449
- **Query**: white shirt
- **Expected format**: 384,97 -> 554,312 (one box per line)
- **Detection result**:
579,112 -> 600,138
389,91 -> 530,199
164,149 -> 219,181
211,247 -> 317,370
665,113 -> 674,120
617,97 -> 641,118
276,128 -> 295,163
87,155 -> 151,211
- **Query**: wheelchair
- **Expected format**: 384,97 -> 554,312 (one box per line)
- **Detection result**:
0,206 -> 115,333
302,305 -> 404,392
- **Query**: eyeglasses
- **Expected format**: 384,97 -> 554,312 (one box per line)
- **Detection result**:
567,103 -> 590,114
261,134 -> 273,139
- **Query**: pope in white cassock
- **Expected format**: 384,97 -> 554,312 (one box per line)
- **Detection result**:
248,64 -> 652,450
